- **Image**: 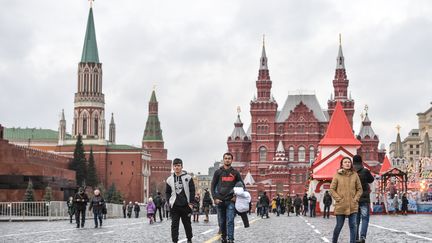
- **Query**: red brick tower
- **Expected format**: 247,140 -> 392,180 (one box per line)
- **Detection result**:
327,35 -> 355,128
249,38 -> 278,180
142,90 -> 172,196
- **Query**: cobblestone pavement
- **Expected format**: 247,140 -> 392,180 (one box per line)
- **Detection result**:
0,213 -> 431,242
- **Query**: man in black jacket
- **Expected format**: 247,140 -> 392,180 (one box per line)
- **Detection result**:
211,152 -> 242,243
259,192 -> 270,218
73,187 -> 89,228
353,155 -> 374,243
154,192 -> 164,222
322,191 -> 332,219
302,193 -> 308,216
165,158 -> 195,243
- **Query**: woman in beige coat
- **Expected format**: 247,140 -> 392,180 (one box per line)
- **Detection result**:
329,157 -> 363,243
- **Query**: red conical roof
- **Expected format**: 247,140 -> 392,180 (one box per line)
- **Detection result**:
319,101 -> 361,146
379,155 -> 392,175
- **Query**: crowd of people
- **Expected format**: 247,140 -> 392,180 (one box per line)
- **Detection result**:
65,153 -> 396,243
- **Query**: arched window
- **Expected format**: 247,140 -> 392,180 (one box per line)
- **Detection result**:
309,146 -> 315,162
289,147 -> 294,161
298,146 -> 305,162
82,113 -> 88,135
94,118 -> 98,136
259,146 -> 267,162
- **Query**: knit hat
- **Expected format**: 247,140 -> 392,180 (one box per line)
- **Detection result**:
235,181 -> 244,188
353,155 -> 364,171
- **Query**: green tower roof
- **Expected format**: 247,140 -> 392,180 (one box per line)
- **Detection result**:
81,7 -> 99,63
150,90 -> 157,102
143,115 -> 163,141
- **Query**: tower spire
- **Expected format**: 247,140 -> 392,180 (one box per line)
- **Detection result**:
336,33 -> 345,69
394,125 -> 404,158
260,34 -> 268,70
109,113 -> 116,144
81,5 -> 99,63
143,90 -> 163,141
256,36 -> 272,101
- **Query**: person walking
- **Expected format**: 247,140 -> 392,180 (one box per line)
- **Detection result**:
192,194 -> 200,222
67,196 -> 75,223
73,187 -> 89,228
256,197 -> 262,217
134,202 -> 141,218
330,157 -> 363,243
164,200 -> 171,219
127,201 -> 133,218
293,194 -> 302,216
393,194 -> 399,215
122,200 -> 127,218
233,181 -> 251,228
259,192 -> 270,219
401,193 -> 408,216
154,192 -> 164,222
211,152 -> 243,243
275,194 -> 282,216
309,193 -> 317,217
146,197 -> 156,224
353,155 -> 375,243
285,194 -> 292,217
165,158 -> 195,243
88,189 -> 105,228
302,193 -> 309,216
323,191 -> 332,219
202,188 -> 213,223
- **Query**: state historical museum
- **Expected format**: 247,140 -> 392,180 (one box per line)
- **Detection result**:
227,38 -> 385,203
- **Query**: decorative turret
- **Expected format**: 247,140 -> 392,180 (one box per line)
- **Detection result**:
109,113 -> 116,144
421,131 -> 430,157
227,107 -> 251,162
357,105 -> 380,163
72,2 -> 105,140
328,34 -> 355,128
58,109 -> 66,144
394,125 -> 404,158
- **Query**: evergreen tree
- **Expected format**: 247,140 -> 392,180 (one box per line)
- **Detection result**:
23,180 -> 35,202
86,147 -> 98,187
69,134 -> 87,186
106,183 -> 123,204
43,186 -> 53,202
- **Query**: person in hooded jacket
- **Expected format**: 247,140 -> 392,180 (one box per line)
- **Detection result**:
73,187 -> 89,228
154,192 -> 164,222
211,152 -> 243,243
88,189 -> 105,228
166,158 -> 195,243
352,155 -> 374,243
330,157 -> 363,243
233,181 -> 251,228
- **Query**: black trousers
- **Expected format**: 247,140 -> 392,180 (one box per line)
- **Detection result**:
171,205 -> 193,242
75,209 -> 86,226
154,207 -> 163,221
295,206 -> 301,216
323,205 -> 330,218
236,210 -> 249,227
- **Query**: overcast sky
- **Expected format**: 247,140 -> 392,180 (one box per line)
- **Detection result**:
1,0 -> 431,174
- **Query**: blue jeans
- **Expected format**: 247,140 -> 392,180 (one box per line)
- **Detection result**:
217,201 -> 235,241
93,209 -> 103,227
333,213 -> 357,243
356,203 -> 370,240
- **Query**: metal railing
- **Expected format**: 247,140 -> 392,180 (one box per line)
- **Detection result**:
0,201 -> 124,222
